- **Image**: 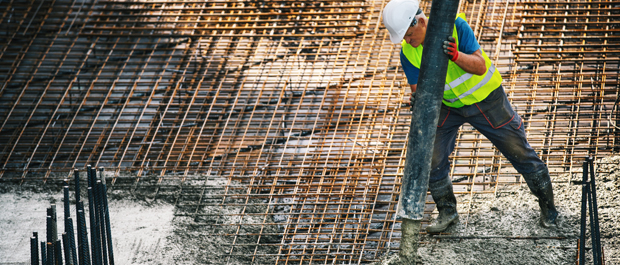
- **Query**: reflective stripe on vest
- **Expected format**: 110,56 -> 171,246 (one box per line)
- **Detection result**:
444,64 -> 496,103
401,13 -> 503,108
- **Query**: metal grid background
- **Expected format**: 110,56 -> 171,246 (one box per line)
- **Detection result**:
1,0 -> 619,263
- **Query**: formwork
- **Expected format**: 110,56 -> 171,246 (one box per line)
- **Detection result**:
0,0 -> 619,263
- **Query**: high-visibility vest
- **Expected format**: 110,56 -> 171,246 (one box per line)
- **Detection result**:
401,13 -> 503,108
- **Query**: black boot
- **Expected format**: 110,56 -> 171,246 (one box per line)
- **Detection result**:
523,168 -> 558,228
426,177 -> 459,233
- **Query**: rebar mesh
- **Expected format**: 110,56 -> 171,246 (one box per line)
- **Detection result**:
1,0 -> 619,263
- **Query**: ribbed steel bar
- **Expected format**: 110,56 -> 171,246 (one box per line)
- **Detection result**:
62,233 -> 72,265
54,240 -> 63,265
30,232 -> 39,265
86,166 -> 101,265
76,203 -> 91,265
589,158 -> 603,264
40,242 -> 47,265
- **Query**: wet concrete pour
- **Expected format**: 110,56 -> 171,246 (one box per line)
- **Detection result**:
2,156 -> 619,264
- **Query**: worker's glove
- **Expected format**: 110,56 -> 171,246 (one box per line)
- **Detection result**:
409,92 -> 416,111
443,36 -> 459,62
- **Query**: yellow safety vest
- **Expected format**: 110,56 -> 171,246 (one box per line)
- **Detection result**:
401,13 -> 503,108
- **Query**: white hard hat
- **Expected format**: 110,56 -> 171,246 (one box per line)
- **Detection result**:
382,0 -> 420,44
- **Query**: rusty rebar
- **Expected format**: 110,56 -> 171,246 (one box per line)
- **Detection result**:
2,0 -> 619,263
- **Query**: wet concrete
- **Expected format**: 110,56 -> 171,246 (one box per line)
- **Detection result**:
398,219 -> 421,265
373,156 -> 620,265
2,156 -> 619,264
0,186 -> 176,264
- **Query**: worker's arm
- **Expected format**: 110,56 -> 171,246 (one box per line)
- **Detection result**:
452,49 -> 486,76
443,36 -> 487,76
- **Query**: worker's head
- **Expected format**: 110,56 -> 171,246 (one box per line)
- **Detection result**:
382,0 -> 427,47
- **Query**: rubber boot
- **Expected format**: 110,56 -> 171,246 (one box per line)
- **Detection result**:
522,168 -> 558,228
426,177 -> 459,233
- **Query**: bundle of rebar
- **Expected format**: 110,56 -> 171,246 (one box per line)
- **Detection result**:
576,157 -> 605,265
29,165 -> 114,265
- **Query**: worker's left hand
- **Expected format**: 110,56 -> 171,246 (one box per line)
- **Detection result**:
443,36 -> 459,62
409,92 -> 416,111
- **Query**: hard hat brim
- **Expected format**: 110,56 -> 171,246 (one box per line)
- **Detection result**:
388,27 -> 408,44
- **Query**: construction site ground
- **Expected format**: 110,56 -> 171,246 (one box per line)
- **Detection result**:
376,156 -> 620,265
1,156 -> 619,265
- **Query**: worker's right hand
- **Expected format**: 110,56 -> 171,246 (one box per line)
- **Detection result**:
443,36 -> 459,62
409,92 -> 416,111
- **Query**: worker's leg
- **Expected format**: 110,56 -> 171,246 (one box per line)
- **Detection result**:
468,86 -> 558,227
427,106 -> 464,233
430,106 -> 464,183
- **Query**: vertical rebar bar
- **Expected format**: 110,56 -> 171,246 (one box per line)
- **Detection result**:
64,180 -> 70,220
63,178 -> 79,264
579,161 -> 587,264
74,168 -> 84,265
46,208 -> 53,244
88,185 -> 101,265
76,204 -> 91,265
52,205 -> 57,243
100,182 -> 114,265
31,232 -> 39,265
589,158 -> 602,265
98,167 -> 105,185
93,167 -> 104,265
46,211 -> 54,264
87,165 -> 101,265
46,242 -> 54,265
63,233 -> 73,265
41,242 -> 47,265
95,180 -> 108,265
86,165 -> 92,193
587,183 -> 598,264
54,240 -> 63,265
74,169 -> 81,203
67,217 -> 78,265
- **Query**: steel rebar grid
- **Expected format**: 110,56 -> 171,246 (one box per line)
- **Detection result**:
1,0 -> 619,263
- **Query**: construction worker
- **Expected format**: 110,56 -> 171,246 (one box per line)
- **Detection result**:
382,0 -> 558,233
